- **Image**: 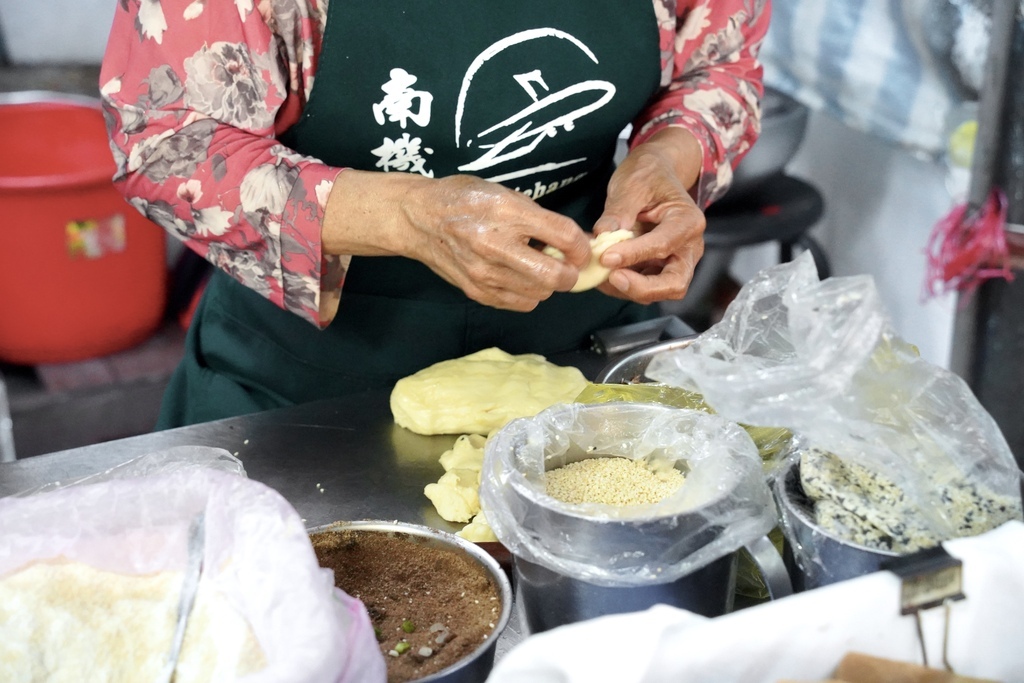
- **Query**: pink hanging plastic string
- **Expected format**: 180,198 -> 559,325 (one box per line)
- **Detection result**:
924,188 -> 1015,300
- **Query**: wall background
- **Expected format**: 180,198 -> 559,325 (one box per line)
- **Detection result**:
731,111 -> 958,368
0,0 -> 116,64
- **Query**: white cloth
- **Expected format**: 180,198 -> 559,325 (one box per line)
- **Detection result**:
487,521 -> 1024,682
760,0 -> 967,158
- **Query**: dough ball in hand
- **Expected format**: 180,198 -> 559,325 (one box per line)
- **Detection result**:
543,229 -> 634,293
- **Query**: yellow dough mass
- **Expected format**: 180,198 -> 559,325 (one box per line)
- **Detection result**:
390,347 -> 587,435
543,229 -> 634,292
424,468 -> 481,523
425,434 -> 487,524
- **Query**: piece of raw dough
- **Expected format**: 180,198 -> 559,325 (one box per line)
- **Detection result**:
457,511 -> 498,543
543,229 -> 634,292
424,468 -> 481,523
428,434 -> 488,524
439,434 -> 487,472
390,347 -> 587,435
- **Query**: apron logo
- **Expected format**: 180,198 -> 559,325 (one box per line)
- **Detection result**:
369,28 -> 615,193
371,68 -> 436,177
372,68 -> 434,129
455,27 -> 615,185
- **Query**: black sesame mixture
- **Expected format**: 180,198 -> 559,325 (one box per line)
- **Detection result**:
799,448 -> 1022,553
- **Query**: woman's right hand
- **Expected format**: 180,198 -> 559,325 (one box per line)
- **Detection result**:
322,171 -> 592,312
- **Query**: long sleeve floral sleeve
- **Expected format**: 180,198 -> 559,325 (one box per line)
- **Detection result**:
101,0 -> 768,329
637,0 -> 770,207
100,0 -> 345,328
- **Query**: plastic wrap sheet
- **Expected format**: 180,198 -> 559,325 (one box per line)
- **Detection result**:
645,253 -> 1023,562
0,446 -> 385,683
574,384 -> 795,599
574,382 -> 795,468
479,402 -> 775,586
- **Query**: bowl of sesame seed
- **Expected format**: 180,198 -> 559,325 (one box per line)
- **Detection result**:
479,401 -> 780,632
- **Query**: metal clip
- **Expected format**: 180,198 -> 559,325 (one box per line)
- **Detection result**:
882,545 -> 966,671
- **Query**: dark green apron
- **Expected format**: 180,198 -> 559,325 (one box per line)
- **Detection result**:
158,0 -> 662,428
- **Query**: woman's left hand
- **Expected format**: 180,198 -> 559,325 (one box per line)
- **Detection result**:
594,127 -> 706,304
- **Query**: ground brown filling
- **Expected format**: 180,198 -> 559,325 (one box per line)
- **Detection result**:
311,529 -> 501,683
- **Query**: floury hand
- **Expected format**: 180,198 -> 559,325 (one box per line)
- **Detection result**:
321,171 -> 593,312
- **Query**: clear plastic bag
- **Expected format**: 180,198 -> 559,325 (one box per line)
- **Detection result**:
479,402 -> 776,586
574,382 -> 795,467
646,253 -> 1023,554
0,446 -> 385,683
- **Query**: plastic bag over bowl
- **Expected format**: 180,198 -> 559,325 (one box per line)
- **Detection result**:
0,446 -> 385,683
645,253 -> 1023,574
479,402 -> 776,587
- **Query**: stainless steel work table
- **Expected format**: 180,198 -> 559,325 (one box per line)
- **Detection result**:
0,390 -> 466,525
0,349 -> 612,511
0,349 -> 622,664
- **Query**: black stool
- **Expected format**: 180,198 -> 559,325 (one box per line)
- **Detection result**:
663,173 -> 829,323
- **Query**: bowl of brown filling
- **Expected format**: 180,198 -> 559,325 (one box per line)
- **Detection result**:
309,520 -> 512,683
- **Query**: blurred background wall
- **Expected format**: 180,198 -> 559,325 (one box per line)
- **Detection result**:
730,0 -> 986,370
0,0 -> 115,65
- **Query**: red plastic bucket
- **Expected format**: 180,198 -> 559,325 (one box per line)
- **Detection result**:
0,92 -> 166,365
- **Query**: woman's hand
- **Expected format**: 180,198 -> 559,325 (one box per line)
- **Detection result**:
322,171 -> 592,311
593,127 -> 707,304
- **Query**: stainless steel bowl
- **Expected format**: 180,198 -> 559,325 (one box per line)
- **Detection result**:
596,335 -> 697,384
774,460 -> 1024,591
486,402 -> 790,634
308,520 -> 513,683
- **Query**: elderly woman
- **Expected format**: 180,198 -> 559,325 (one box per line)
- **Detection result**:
100,0 -> 769,427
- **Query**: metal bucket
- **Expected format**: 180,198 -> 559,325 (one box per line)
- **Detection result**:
595,335 -> 697,384
515,534 -> 788,633
308,520 -> 513,683
775,460 -> 1024,591
774,461 -> 900,591
488,402 -> 791,635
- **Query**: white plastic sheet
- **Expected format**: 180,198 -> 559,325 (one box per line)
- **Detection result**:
0,446 -> 385,683
486,521 -> 1024,683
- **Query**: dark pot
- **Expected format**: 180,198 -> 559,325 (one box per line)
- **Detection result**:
723,87 -> 810,203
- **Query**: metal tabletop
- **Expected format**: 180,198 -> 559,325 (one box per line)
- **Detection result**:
0,349 -> 610,515
0,390 -> 486,532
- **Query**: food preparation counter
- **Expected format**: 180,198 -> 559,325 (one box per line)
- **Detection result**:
0,349 -> 609,512
0,348 -> 619,663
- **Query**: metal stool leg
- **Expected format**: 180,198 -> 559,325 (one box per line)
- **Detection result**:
780,234 -> 832,281
0,371 -> 16,462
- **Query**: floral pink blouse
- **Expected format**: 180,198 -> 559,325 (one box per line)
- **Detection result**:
100,0 -> 770,327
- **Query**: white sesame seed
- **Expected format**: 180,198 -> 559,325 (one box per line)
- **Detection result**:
545,457 -> 684,506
